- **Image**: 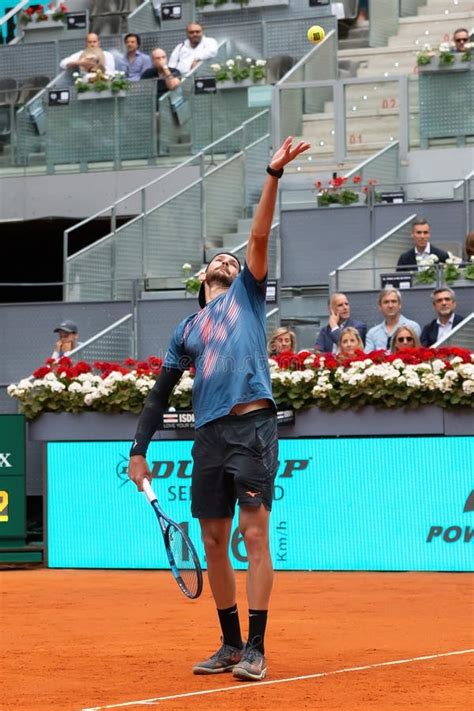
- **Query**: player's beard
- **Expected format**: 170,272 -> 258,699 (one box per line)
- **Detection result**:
206,269 -> 234,289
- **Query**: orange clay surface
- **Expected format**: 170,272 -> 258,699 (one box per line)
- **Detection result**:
1,569 -> 473,711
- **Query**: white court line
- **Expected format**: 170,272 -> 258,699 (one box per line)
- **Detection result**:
81,648 -> 474,710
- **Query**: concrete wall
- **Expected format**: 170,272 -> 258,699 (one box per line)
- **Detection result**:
0,165 -> 199,221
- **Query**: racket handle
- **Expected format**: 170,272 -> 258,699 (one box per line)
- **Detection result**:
142,478 -> 157,503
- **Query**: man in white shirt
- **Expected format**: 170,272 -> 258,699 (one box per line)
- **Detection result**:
365,288 -> 421,352
420,288 -> 465,346
168,22 -> 218,75
396,218 -> 449,272
60,33 -> 115,75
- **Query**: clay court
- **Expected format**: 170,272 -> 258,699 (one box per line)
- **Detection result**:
2,569 -> 473,710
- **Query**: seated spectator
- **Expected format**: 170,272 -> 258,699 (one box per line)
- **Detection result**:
168,22 -> 218,75
396,218 -> 449,272
141,49 -> 181,108
268,327 -> 297,356
464,230 -> 474,261
52,320 -> 82,359
315,292 -> 366,353
452,28 -> 470,53
117,33 -> 151,81
390,325 -> 421,353
365,288 -> 421,352
337,327 -> 364,361
60,33 -> 115,75
420,288 -> 465,347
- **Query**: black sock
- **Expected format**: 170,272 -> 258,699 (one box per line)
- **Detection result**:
248,609 -> 268,654
217,604 -> 243,649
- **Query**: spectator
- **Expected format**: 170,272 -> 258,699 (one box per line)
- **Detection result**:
268,327 -> 297,356
464,231 -> 474,261
355,0 -> 369,26
141,48 -> 181,108
420,288 -> 465,347
117,33 -> 151,81
452,28 -> 470,53
396,218 -> 449,272
390,325 -> 421,353
60,33 -> 115,75
168,22 -> 218,75
337,326 -> 364,361
365,288 -> 421,352
52,320 -> 82,359
315,292 -> 366,353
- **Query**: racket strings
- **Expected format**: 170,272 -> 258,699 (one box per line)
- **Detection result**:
167,524 -> 201,597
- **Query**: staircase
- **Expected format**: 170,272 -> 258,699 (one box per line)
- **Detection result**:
297,0 -> 473,165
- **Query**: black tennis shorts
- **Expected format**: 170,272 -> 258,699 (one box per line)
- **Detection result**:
191,408 -> 278,519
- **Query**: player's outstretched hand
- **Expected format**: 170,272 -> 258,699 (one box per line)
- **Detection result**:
269,136 -> 311,171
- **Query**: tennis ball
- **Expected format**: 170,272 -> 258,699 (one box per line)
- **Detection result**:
307,25 -> 325,43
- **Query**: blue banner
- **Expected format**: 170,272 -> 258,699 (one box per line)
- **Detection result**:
47,437 -> 474,571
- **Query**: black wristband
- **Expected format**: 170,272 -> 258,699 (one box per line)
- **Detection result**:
266,165 -> 284,178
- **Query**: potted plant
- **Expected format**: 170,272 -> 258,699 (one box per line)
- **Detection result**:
182,263 -> 204,295
210,56 -> 267,86
74,70 -> 130,96
463,256 -> 474,281
413,254 -> 439,285
315,175 -> 361,207
443,253 -> 463,284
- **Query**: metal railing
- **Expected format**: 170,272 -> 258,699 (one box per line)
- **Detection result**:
64,111 -> 271,301
65,313 -> 135,362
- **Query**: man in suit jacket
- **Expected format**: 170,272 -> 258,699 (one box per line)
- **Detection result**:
396,218 -> 449,272
420,287 -> 465,346
315,293 -> 367,352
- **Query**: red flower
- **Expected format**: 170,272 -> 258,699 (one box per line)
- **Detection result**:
352,175 -> 362,184
74,361 -> 92,374
124,358 -> 137,367
33,366 -> 52,378
315,180 -> 322,189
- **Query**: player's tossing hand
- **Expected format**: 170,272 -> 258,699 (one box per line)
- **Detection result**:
268,136 -> 311,172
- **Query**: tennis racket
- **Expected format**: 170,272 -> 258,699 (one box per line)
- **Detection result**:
142,478 -> 203,599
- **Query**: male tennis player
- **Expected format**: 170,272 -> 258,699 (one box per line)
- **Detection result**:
128,136 -> 310,681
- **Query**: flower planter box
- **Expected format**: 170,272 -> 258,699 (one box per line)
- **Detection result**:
199,0 -> 288,13
418,56 -> 471,73
77,90 -> 128,100
216,79 -> 266,89
22,18 -> 66,29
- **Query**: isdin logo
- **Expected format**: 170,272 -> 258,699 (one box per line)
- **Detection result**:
426,491 -> 474,543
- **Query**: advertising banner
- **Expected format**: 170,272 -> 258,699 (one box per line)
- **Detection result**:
47,437 -> 473,571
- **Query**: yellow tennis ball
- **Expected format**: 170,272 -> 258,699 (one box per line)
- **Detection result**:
307,25 -> 325,43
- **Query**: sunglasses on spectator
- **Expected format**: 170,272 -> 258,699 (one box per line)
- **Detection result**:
396,336 -> 414,343
454,37 -> 468,42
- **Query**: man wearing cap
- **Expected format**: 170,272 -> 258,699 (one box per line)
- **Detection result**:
128,137 -> 310,683
52,320 -> 81,359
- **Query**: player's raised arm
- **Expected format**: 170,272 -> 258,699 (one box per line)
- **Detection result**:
246,136 -> 310,281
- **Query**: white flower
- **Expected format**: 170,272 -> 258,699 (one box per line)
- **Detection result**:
210,63 -> 221,71
246,58 -> 252,64
226,59 -> 235,68
445,252 -> 462,266
235,55 -> 242,61
182,262 -> 192,271
255,59 -> 267,67
439,42 -> 452,53
72,72 -> 80,78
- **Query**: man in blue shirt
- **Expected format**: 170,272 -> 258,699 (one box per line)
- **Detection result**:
117,33 -> 151,81
128,137 -> 310,682
365,288 -> 421,352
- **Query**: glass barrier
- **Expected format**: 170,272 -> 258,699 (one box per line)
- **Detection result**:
331,263 -> 474,294
64,112 -> 271,301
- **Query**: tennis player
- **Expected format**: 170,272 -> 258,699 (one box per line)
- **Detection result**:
128,136 -> 310,681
